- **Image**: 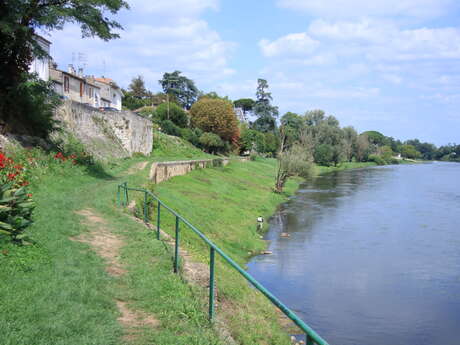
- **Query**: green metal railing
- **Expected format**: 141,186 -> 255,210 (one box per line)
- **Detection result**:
117,182 -> 330,345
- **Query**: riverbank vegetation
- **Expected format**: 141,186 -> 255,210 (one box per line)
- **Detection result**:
0,138 -> 302,344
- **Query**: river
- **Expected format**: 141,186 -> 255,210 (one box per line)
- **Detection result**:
247,162 -> 460,345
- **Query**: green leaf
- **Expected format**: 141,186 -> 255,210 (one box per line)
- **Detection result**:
0,221 -> 13,230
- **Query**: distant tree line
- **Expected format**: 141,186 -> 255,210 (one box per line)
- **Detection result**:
123,74 -> 458,167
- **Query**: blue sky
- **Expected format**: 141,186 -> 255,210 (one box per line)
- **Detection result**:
47,0 -> 460,145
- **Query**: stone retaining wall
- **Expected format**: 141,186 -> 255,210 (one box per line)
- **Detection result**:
54,100 -> 153,159
149,157 -> 249,184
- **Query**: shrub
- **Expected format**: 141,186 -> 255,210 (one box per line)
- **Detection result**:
368,154 -> 387,165
314,144 -> 334,166
179,128 -> 201,147
0,153 -> 34,244
160,120 -> 182,137
199,132 -> 224,154
155,102 -> 188,128
190,98 -> 239,142
0,185 -> 35,244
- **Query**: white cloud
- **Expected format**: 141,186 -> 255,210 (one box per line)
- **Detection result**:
49,0 -> 233,90
260,19 -> 460,62
259,33 -> 319,57
277,0 -> 455,19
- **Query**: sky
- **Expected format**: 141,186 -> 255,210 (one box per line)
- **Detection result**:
46,0 -> 460,145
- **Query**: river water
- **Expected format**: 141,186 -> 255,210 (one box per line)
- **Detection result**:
247,163 -> 460,345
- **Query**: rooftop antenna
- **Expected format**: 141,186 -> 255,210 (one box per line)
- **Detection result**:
78,52 -> 88,70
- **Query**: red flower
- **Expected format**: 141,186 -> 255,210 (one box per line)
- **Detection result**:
7,173 -> 16,180
27,193 -> 33,198
14,165 -> 23,170
21,181 -> 29,186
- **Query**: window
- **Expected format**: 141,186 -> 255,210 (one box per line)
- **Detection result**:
64,76 -> 69,92
80,82 -> 84,97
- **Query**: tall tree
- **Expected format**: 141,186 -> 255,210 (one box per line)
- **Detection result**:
128,75 -> 148,99
159,71 -> 198,109
0,0 -> 128,136
252,79 -> 279,132
234,98 -> 255,114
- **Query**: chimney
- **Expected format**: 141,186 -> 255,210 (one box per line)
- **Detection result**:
78,67 -> 83,77
68,64 -> 75,75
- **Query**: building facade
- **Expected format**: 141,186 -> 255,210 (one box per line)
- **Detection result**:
90,77 -> 123,110
29,35 -> 51,81
50,65 -> 101,108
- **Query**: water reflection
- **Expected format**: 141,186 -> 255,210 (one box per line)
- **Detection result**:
248,163 -> 460,345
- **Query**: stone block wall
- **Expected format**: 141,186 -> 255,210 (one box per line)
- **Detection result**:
149,157 -> 251,184
54,100 -> 153,159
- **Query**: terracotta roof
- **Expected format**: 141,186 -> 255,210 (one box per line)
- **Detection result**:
94,77 -> 114,84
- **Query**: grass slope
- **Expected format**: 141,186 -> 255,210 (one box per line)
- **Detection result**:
144,158 -> 301,344
152,132 -> 216,161
0,157 -> 221,345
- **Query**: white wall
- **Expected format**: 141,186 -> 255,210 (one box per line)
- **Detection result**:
29,37 -> 50,81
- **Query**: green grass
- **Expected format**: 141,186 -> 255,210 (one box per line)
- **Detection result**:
142,158 -> 301,345
1,139 -> 382,345
314,161 -> 377,175
0,155 -> 222,345
151,132 -> 216,161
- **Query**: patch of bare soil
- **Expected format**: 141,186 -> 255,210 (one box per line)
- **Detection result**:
74,208 -> 160,342
127,161 -> 149,175
74,209 -> 126,276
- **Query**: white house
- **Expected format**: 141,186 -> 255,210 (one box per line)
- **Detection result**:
29,35 -> 51,81
91,77 -> 123,110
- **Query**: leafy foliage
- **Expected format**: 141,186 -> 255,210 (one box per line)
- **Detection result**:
234,98 -> 255,113
0,153 -> 34,244
0,185 -> 35,244
159,71 -> 198,109
199,132 -> 225,154
252,79 -> 279,132
155,102 -> 188,128
190,98 -> 240,144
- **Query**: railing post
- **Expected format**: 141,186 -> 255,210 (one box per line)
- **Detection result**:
209,247 -> 215,321
143,191 -> 148,223
117,185 -> 120,207
306,334 -> 314,345
174,216 -> 180,273
156,201 -> 161,240
124,182 -> 128,206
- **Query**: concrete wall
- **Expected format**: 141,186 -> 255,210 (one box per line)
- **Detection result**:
54,100 -> 153,159
149,157 -> 250,184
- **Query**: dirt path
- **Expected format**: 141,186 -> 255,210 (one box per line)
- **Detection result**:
126,213 -> 237,345
74,208 -> 159,342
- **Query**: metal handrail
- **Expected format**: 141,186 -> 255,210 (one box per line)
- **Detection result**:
117,182 -> 330,345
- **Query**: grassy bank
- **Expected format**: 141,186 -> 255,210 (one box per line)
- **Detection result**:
0,152 -> 224,345
0,139 -> 303,345
142,158 -> 300,344
314,161 -> 377,175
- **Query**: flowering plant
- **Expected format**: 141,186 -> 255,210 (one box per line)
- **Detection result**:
0,152 -> 34,244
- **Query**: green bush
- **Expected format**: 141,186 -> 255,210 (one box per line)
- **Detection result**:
314,144 -> 334,166
179,128 -> 202,147
0,185 -> 35,244
160,120 -> 182,137
199,132 -> 224,154
155,102 -> 188,128
368,154 -> 387,165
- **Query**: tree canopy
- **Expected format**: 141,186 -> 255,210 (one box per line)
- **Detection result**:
159,71 -> 198,109
190,98 -> 239,143
252,79 -> 279,132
